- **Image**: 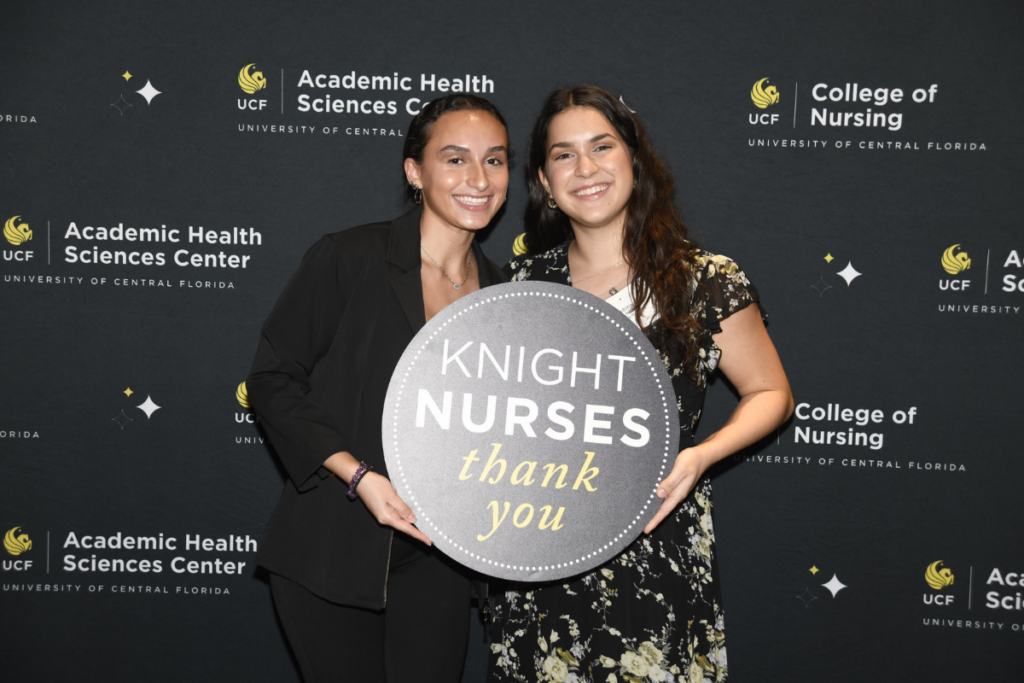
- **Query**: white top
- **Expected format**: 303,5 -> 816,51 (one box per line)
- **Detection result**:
604,283 -> 660,330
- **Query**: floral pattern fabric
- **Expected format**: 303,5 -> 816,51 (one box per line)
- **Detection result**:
489,243 -> 762,683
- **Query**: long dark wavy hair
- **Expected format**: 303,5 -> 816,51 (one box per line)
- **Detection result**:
523,84 -> 704,377
403,94 -> 511,203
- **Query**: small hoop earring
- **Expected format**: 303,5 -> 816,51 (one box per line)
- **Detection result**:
546,194 -> 558,210
410,184 -> 423,205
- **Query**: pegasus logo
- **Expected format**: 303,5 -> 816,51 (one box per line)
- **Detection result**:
236,381 -> 250,408
512,233 -> 528,257
751,78 -> 780,109
4,527 -> 32,556
925,560 -> 955,590
238,64 -> 267,94
4,216 -> 31,246
941,244 -> 971,275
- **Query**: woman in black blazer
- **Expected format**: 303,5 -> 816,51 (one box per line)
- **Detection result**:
246,94 -> 510,682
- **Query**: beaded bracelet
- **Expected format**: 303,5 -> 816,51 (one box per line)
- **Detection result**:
346,461 -> 372,501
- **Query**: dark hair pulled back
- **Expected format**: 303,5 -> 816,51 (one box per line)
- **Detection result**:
523,84 -> 705,378
403,94 -> 511,203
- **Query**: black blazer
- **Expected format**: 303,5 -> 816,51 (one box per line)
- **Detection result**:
247,209 -> 506,609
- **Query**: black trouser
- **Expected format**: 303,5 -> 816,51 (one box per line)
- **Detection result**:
270,534 -> 471,683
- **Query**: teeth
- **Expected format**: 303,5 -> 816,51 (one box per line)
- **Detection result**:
574,184 -> 608,196
456,196 -> 489,205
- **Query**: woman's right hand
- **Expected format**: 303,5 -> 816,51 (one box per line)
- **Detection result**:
355,472 -> 432,546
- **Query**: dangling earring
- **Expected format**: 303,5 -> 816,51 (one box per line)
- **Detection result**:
410,183 -> 422,205
546,194 -> 558,210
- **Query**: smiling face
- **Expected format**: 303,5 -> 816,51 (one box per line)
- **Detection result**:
540,106 -> 634,233
405,109 -> 509,233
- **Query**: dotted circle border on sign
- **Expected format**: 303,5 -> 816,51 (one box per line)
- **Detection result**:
388,290 -> 673,575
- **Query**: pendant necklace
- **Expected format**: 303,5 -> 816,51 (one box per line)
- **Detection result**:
608,274 -> 629,296
572,258 -> 625,294
421,245 -> 473,290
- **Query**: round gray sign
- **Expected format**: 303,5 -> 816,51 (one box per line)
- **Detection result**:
382,281 -> 678,582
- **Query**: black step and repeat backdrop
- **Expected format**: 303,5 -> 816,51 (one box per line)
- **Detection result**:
2,1 -> 1021,681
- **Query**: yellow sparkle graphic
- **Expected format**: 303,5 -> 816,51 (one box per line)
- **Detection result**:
123,387 -> 134,397
823,254 -> 834,263
810,565 -> 820,575
122,71 -> 133,81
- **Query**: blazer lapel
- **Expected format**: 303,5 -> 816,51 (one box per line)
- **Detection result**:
387,209 -> 427,333
387,209 -> 506,331
391,269 -> 426,333
473,240 -> 501,287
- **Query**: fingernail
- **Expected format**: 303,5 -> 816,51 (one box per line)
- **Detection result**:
657,489 -> 665,497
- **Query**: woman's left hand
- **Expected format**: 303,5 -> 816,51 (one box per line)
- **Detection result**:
644,447 -> 709,534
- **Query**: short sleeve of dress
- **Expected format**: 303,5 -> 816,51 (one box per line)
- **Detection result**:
696,252 -> 766,335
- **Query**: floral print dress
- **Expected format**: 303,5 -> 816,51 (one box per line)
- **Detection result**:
489,243 -> 763,683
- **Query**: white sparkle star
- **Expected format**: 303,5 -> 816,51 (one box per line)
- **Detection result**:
836,262 -> 861,286
822,574 -> 847,597
136,80 -> 162,104
136,396 -> 161,418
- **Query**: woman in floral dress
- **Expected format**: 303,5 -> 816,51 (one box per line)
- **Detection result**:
489,85 -> 793,683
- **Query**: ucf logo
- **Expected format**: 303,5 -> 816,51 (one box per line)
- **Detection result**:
750,78 -> 780,125
238,64 -> 268,111
3,216 -> 34,262
236,381 -> 259,424
512,233 -> 528,257
751,78 -> 780,108
941,244 -> 971,275
4,216 -> 32,245
926,560 -> 954,589
236,381 -> 251,408
923,560 -> 955,606
238,64 -> 267,94
3,527 -> 33,571
235,381 -> 265,445
939,244 -> 971,291
4,527 -> 31,555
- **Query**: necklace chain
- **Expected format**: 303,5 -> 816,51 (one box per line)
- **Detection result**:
572,258 -> 625,286
421,245 -> 473,290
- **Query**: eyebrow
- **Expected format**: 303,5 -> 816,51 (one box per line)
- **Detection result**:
437,145 -> 507,154
548,133 -> 613,154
